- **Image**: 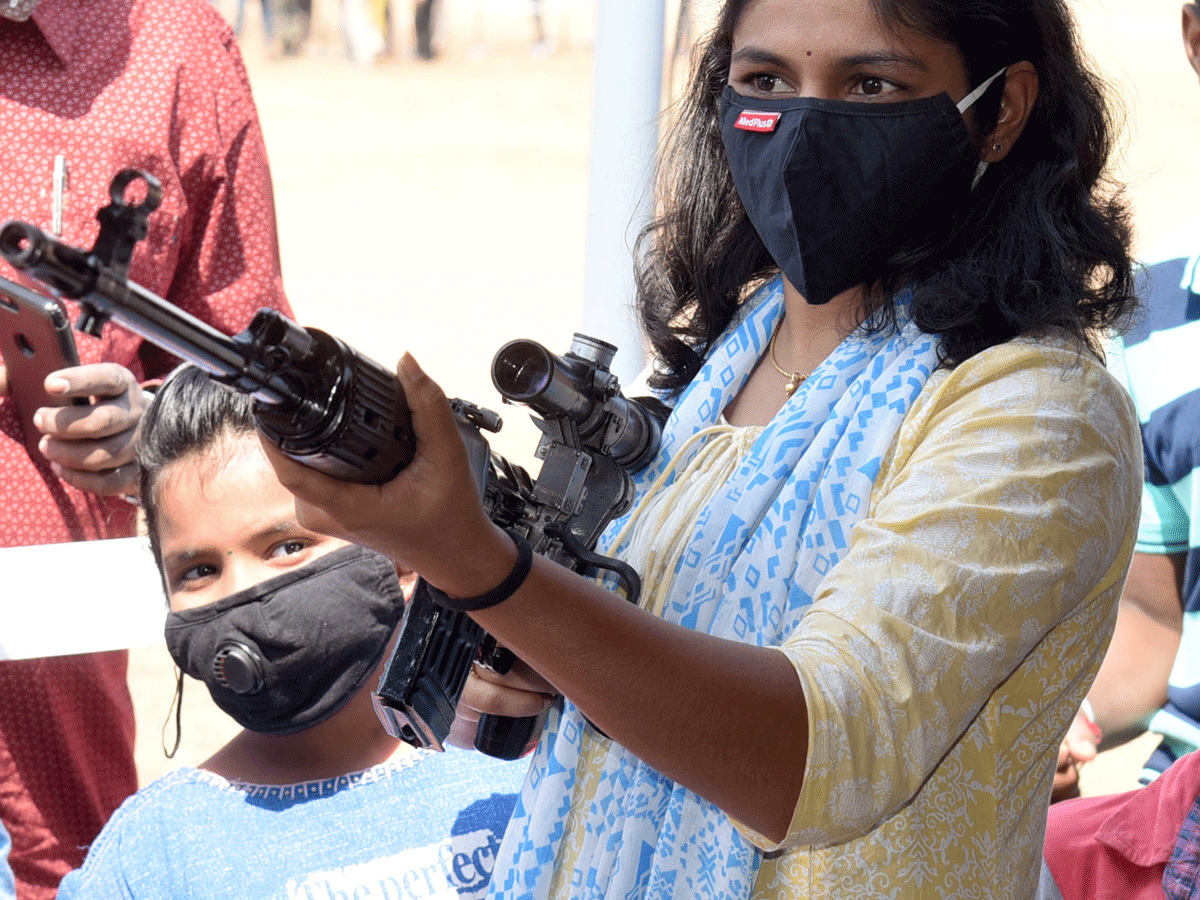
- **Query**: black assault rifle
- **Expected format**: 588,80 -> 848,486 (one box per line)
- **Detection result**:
0,169 -> 663,760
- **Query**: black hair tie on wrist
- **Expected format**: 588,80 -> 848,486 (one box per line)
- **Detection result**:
428,531 -> 533,612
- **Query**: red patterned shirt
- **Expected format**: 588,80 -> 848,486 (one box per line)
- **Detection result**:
1042,750 -> 1200,900
0,0 -> 290,895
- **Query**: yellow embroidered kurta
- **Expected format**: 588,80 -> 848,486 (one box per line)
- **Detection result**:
553,336 -> 1141,899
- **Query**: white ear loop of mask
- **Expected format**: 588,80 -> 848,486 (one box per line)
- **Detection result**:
958,67 -> 1009,189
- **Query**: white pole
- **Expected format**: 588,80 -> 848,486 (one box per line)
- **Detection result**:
580,0 -> 668,387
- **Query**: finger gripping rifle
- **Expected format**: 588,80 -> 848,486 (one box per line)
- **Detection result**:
0,169 -> 663,760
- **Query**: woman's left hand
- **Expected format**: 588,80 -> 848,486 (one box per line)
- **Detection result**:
447,658 -> 559,751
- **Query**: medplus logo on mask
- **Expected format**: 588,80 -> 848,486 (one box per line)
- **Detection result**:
735,110 -> 781,132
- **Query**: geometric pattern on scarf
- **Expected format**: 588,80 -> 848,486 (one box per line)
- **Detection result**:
489,278 -> 940,900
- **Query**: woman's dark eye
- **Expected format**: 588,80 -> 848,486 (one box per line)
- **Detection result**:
861,77 -> 884,95
751,74 -> 788,93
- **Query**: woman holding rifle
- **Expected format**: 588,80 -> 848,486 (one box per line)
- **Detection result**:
263,0 -> 1143,896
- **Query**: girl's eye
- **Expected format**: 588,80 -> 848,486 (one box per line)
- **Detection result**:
269,539 -> 309,559
176,562 -> 218,587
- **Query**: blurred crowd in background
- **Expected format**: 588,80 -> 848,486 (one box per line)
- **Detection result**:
218,0 -> 714,69
223,0 -> 589,65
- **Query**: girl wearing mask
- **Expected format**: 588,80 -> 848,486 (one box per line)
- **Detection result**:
263,0 -> 1144,896
57,365 -> 527,900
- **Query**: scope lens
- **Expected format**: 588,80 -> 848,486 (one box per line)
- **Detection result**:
493,343 -> 550,400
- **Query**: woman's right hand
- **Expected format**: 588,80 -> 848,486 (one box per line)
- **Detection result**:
259,353 -> 517,596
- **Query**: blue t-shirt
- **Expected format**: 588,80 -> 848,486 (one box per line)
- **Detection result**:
57,748 -> 527,899
0,820 -> 13,900
1110,215 -> 1200,780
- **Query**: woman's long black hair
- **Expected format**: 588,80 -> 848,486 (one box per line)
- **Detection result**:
636,0 -> 1137,397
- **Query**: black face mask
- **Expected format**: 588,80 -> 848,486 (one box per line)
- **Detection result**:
719,71 -> 1004,306
163,544 -> 405,735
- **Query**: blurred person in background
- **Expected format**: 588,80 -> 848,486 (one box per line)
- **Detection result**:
0,0 -> 290,894
530,0 -> 549,54
235,0 -> 276,52
1054,0 -> 1200,802
1041,749 -> 1200,899
414,0 -> 438,59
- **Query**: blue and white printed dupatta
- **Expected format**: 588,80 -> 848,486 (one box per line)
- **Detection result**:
489,279 -> 940,900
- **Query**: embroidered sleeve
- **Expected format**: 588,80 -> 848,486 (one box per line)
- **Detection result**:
766,340 -> 1141,848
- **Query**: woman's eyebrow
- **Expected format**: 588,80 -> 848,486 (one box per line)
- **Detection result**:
729,46 -> 793,68
835,50 -> 929,72
729,46 -> 929,73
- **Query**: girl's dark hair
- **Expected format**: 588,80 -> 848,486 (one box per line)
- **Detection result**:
636,0 -> 1136,396
136,364 -> 256,569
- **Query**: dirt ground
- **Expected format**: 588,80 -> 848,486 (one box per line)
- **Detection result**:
130,0 -> 1200,796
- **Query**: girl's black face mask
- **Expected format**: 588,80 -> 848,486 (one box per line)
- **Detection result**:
718,70 -> 1004,306
163,544 -> 405,735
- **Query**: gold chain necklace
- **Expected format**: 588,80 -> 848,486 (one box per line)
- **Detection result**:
769,320 -> 809,396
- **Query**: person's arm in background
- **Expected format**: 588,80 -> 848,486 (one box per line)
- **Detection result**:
1053,551 -> 1185,800
29,365 -> 149,496
1088,552 -> 1185,738
0,333 -> 149,497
